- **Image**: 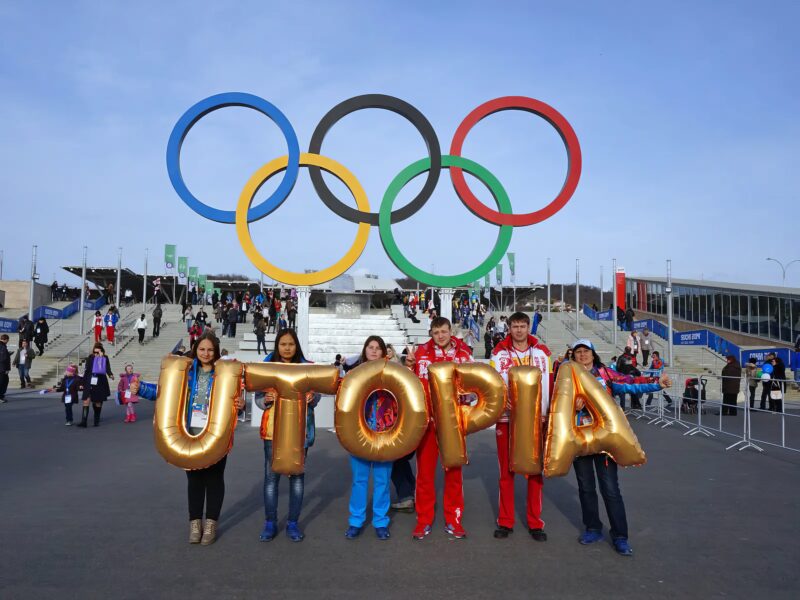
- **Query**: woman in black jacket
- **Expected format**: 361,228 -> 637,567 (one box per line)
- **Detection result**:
34,317 -> 50,355
78,342 -> 114,427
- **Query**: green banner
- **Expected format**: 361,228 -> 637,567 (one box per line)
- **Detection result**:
495,263 -> 503,286
507,252 -> 515,277
177,257 -> 188,281
164,244 -> 176,270
484,274 -> 490,289
199,275 -> 208,290
188,266 -> 198,287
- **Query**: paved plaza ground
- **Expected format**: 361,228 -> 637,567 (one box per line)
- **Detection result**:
1,390 -> 799,599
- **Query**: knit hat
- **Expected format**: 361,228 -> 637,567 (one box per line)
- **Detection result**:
65,364 -> 77,376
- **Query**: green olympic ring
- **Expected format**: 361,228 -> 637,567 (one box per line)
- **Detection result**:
379,155 -> 513,288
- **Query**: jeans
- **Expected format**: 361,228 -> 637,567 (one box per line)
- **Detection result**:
18,365 -> 31,386
256,336 -> 267,354
348,456 -> 392,528
137,328 -> 145,343
263,440 -> 305,522
153,318 -> 161,337
573,454 -> 628,540
391,451 -> 416,502
748,386 -> 756,408
65,403 -> 74,422
186,455 -> 227,520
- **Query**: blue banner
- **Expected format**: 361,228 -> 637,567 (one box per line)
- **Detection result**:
0,318 -> 17,334
674,330 -> 709,346
582,304 -> 612,321
741,347 -> 791,367
84,297 -> 107,311
33,305 -> 64,321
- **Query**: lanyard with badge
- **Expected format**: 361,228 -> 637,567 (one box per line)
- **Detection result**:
189,360 -> 214,430
64,377 -> 73,404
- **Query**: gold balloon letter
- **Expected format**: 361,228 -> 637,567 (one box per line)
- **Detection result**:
428,362 -> 505,468
543,363 -> 646,478
244,363 -> 339,475
153,356 -> 243,471
508,366 -> 543,476
335,359 -> 428,462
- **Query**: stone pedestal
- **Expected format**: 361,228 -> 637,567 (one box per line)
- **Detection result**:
438,287 -> 454,323
296,286 -> 311,354
327,292 -> 371,317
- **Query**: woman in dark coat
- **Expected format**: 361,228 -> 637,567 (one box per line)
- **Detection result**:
34,317 -> 49,355
721,355 -> 742,416
78,342 -> 114,427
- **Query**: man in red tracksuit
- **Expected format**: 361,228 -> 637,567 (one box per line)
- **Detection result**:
405,316 -> 473,540
489,311 -> 552,542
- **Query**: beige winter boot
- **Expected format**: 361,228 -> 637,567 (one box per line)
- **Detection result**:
189,519 -> 202,544
200,519 -> 217,545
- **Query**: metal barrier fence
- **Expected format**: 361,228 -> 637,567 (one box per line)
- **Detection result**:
622,372 -> 800,454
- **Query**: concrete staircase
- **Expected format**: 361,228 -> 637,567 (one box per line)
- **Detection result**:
390,305 -> 430,345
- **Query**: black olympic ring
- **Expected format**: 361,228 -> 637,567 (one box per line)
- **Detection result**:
307,94 -> 442,226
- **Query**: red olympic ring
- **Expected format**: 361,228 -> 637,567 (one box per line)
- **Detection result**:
449,96 -> 582,227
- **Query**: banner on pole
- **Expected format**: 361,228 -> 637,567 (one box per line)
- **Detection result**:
484,273 -> 490,289
188,266 -> 198,287
164,244 -> 176,270
507,252 -> 515,277
177,257 -> 188,284
495,263 -> 503,286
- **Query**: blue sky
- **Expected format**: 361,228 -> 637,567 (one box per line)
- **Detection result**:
1,0 -> 797,289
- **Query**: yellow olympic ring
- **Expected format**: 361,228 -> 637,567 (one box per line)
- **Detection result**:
235,153 -> 371,286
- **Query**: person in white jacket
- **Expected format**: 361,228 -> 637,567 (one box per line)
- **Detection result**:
134,314 -> 147,344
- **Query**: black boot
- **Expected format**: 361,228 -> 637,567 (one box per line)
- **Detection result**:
77,406 -> 89,428
93,404 -> 102,427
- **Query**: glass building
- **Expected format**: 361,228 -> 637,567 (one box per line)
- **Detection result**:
626,277 -> 800,345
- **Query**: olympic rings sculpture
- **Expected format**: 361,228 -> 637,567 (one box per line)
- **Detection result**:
166,93 -> 581,287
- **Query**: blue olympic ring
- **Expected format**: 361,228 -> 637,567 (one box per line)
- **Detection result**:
166,92 -> 300,224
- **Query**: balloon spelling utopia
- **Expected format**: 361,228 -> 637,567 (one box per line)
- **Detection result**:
159,92 -> 644,476
153,357 -> 645,477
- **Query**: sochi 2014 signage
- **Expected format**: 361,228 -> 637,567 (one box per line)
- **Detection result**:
166,93 -> 581,287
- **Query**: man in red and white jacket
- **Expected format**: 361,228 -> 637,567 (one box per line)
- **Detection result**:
405,316 -> 473,540
489,311 -> 552,542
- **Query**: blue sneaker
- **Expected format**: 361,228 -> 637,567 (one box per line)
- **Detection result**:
286,520 -> 305,542
579,530 -> 604,545
345,525 -> 363,539
375,527 -> 391,540
613,538 -> 633,556
259,520 -> 277,542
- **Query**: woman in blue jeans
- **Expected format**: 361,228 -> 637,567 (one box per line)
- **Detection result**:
258,329 -> 319,543
570,339 -> 671,556
342,336 -> 397,540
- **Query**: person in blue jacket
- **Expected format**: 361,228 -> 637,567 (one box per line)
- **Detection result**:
257,328 -> 320,543
570,338 -> 672,557
342,335 -> 397,541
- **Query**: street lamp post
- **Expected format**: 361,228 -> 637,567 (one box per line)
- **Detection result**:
28,245 -> 38,320
546,258 -> 551,320
612,258 -> 618,349
766,258 -> 800,286
116,248 -> 122,308
575,258 -> 580,333
667,259 -> 674,368
600,265 -> 604,313
79,247 -> 87,335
